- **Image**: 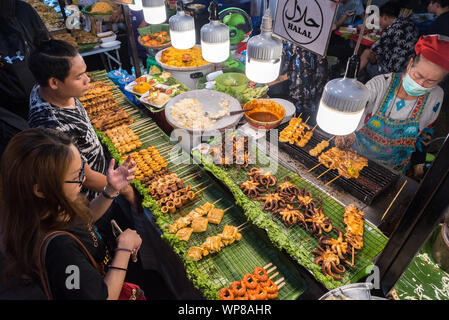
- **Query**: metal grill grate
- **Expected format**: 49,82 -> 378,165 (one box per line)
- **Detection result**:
272,122 -> 400,205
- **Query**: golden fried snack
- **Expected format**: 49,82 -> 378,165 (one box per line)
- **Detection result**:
310,140 -> 329,157
343,204 -> 364,250
279,117 -> 310,144
191,216 -> 209,233
207,208 -> 225,225
186,246 -> 204,261
176,227 -> 193,242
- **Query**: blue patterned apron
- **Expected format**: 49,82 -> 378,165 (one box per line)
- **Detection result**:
353,73 -> 429,174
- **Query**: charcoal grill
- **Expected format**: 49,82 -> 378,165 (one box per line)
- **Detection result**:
270,122 -> 400,205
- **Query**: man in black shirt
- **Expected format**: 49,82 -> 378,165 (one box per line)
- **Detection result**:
425,0 -> 449,37
0,0 -> 49,157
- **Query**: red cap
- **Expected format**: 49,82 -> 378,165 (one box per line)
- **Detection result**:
415,34 -> 449,72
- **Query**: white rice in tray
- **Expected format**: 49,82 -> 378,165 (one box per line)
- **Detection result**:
170,98 -> 230,129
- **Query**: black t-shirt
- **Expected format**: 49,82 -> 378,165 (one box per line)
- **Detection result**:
0,1 -> 49,120
44,223 -> 112,300
423,11 -> 449,37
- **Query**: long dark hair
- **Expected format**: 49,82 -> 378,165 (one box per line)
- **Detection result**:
0,128 -> 92,281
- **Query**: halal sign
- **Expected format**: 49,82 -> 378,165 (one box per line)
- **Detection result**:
283,0 -> 323,45
274,0 -> 338,57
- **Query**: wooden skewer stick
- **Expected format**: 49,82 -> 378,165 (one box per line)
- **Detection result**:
351,247 -> 355,267
304,116 -> 310,124
277,282 -> 286,290
274,277 -> 284,285
191,180 -> 207,190
140,130 -> 162,139
269,271 -> 280,280
327,136 -> 335,142
212,198 -> 223,205
381,180 -> 408,221
325,175 -> 341,186
317,168 -> 332,179
131,122 -> 156,131
130,119 -> 153,127
223,205 -> 234,213
237,221 -> 249,230
182,171 -> 199,179
133,126 -> 159,134
172,164 -> 190,172
311,124 -> 318,131
183,173 -> 201,183
178,167 -> 196,176
135,130 -> 159,140
264,262 -> 273,270
238,224 -> 250,232
308,163 -> 322,173
194,184 -> 212,195
267,266 -> 277,275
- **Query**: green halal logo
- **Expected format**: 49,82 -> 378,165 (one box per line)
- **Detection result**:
283,0 -> 323,45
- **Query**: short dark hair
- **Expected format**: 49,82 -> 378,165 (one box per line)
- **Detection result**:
379,2 -> 401,18
28,39 -> 79,87
430,0 -> 449,8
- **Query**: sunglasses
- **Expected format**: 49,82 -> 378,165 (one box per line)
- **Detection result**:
64,157 -> 86,187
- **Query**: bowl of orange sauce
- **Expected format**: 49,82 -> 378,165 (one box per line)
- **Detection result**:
243,99 -> 285,130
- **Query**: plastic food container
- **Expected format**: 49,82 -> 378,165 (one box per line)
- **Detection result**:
97,31 -> 117,43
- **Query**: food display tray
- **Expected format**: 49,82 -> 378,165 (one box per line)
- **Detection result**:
88,70 -> 307,300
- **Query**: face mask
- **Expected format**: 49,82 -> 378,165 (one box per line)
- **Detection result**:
402,73 -> 433,96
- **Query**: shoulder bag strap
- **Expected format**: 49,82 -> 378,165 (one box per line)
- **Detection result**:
38,230 -> 102,300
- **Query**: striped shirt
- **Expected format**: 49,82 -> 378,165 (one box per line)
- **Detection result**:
28,85 -> 107,198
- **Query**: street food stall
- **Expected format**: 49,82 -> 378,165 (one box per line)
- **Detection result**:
19,0 -> 449,301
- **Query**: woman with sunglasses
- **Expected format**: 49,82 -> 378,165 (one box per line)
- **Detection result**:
0,128 -> 142,299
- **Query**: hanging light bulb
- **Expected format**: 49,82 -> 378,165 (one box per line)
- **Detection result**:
245,8 -> 282,84
316,56 -> 370,135
142,0 -> 166,24
169,0 -> 196,49
200,1 -> 229,63
128,0 -> 143,11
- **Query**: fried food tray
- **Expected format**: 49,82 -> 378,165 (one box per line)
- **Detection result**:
272,122 -> 400,205
88,70 -> 306,299
193,132 -> 389,289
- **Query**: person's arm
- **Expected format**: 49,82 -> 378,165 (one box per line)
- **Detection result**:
88,156 -> 136,222
103,229 -> 142,300
84,162 -> 137,215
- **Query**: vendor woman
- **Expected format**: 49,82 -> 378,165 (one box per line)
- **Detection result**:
351,34 -> 449,174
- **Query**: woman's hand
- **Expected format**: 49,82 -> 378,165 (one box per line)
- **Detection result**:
116,229 -> 142,252
106,156 -> 136,194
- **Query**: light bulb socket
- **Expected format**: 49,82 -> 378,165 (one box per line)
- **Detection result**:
261,8 -> 273,33
208,1 -> 219,21
344,55 -> 360,79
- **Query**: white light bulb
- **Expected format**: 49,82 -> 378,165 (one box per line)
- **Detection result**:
201,40 -> 229,63
316,100 -> 365,135
128,0 -> 143,11
170,29 -> 196,49
245,58 -> 280,84
143,5 -> 166,24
